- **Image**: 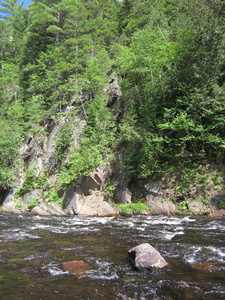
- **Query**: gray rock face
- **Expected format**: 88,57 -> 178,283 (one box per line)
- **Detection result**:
80,173 -> 103,196
112,158 -> 132,204
30,203 -> 66,216
1,189 -> 15,204
2,201 -> 21,214
145,181 -> 161,194
146,194 -> 176,215
23,189 -> 42,205
31,206 -> 50,216
78,192 -> 116,217
188,199 -> 207,214
128,243 -> 168,271
61,167 -> 112,216
61,185 -> 83,215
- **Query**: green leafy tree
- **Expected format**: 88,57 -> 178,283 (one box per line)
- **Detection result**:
59,95 -> 116,185
0,119 -> 22,186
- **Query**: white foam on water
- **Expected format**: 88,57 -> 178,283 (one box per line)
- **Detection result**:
2,229 -> 40,241
164,231 -> 184,240
205,225 -> 218,230
136,226 -> 146,231
124,221 -> 135,227
117,293 -> 135,300
84,258 -> 119,281
202,221 -> 225,231
144,217 -> 183,226
67,218 -> 93,226
206,246 -> 225,262
43,262 -> 68,276
93,258 -> 112,267
62,246 -> 81,251
175,226 -> 184,231
20,232 -> 41,239
30,222 -> 101,234
30,223 -> 52,230
181,216 -> 196,222
87,270 -> 119,281
185,246 -> 202,263
93,217 -> 115,224
24,253 -> 48,260
32,215 -> 52,221
144,216 -> 196,226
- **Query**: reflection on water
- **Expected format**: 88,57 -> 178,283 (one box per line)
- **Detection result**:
0,213 -> 225,299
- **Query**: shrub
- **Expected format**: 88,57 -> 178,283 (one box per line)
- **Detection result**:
117,203 -> 149,214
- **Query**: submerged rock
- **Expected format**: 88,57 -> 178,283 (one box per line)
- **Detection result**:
190,261 -> 225,272
62,260 -> 91,275
128,243 -> 168,271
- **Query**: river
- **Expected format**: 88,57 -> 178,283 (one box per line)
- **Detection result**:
0,213 -> 225,299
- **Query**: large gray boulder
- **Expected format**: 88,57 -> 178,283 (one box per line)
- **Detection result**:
78,192 -> 117,217
31,205 -> 50,216
30,203 -> 66,216
2,201 -> 22,214
128,243 -> 168,271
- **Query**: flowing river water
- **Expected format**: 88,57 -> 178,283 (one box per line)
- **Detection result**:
0,213 -> 225,300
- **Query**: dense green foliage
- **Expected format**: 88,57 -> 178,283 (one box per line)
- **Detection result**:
0,0 -> 224,190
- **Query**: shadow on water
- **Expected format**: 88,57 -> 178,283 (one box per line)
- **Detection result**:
0,214 -> 225,299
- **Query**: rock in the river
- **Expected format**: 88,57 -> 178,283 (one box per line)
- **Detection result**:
128,243 -> 168,271
190,262 -> 224,272
62,260 -> 91,275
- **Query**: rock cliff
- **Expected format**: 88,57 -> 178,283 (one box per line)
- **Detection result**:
0,76 -> 225,217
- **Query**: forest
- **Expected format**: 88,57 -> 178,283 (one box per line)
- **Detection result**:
0,0 -> 225,213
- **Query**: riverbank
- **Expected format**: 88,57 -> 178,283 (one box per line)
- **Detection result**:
1,200 -> 225,218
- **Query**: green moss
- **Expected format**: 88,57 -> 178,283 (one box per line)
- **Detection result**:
117,204 -> 133,214
117,202 -> 149,214
219,197 -> 225,209
14,198 -> 23,210
45,189 -> 63,205
27,199 -> 38,210
105,179 -> 115,198
202,198 -> 209,205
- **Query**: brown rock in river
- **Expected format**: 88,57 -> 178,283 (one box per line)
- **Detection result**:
190,261 -> 225,272
62,260 -> 91,275
128,243 -> 168,271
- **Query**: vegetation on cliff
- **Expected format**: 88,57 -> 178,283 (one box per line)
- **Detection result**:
0,0 -> 224,212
